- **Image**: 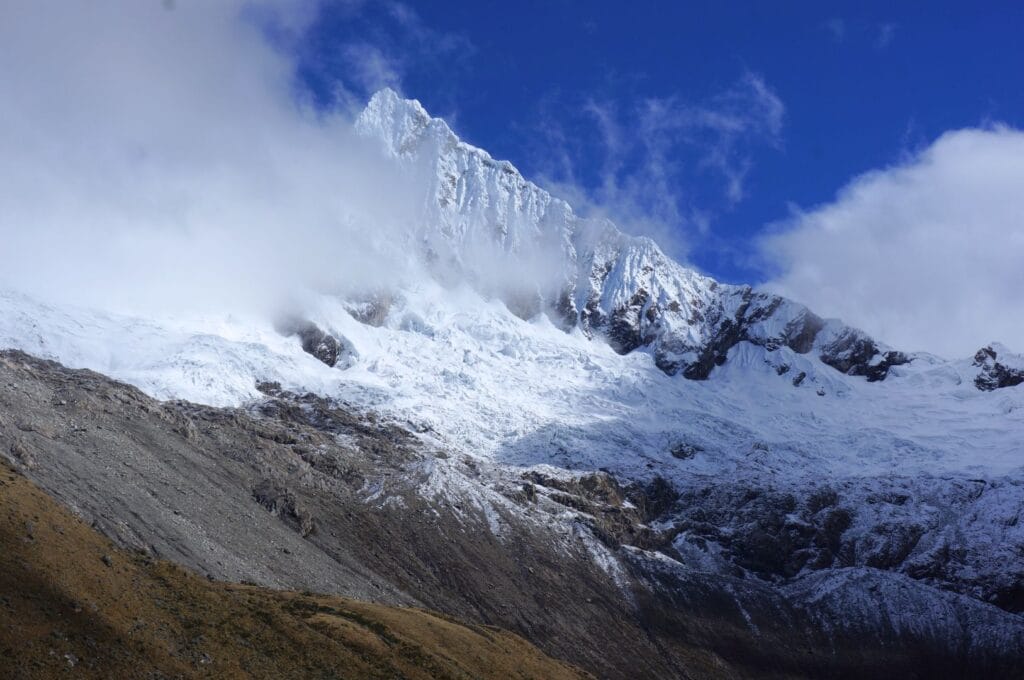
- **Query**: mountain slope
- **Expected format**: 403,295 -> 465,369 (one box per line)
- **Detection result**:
3,350 -> 1023,679
0,456 -> 589,680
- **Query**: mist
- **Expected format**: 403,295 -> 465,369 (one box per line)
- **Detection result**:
0,0 -> 432,319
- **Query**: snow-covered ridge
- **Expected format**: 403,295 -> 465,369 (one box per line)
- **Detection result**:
356,88 -> 912,383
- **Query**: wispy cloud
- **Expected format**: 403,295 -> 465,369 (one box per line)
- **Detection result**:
531,73 -> 784,261
824,17 -> 846,43
876,22 -> 897,49
823,17 -> 897,51
313,1 -> 473,114
661,72 -> 785,204
340,42 -> 403,93
386,1 -> 469,55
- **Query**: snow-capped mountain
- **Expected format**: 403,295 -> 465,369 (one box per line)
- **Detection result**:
356,88 -> 912,383
1,90 -> 1022,677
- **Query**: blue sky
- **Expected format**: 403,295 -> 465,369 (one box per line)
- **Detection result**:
295,1 -> 1024,285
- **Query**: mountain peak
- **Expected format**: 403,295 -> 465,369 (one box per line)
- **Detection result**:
357,88 -> 457,159
363,87 -> 429,123
350,90 -> 922,384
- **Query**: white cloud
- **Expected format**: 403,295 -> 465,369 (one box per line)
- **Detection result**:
761,126 -> 1024,358
341,42 -> 404,92
0,0 -> 427,317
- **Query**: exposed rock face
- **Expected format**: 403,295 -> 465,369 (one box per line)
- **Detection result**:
356,89 -> 911,384
2,351 -> 1023,679
297,323 -> 340,366
819,328 -> 911,381
974,345 -> 1024,391
663,475 -> 1024,618
0,456 -> 589,680
276,319 -> 351,368
671,485 -> 852,578
252,480 -> 316,537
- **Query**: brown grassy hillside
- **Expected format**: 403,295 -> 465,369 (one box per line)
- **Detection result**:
0,459 -> 589,680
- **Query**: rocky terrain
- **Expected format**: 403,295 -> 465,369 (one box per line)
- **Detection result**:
0,455 -> 588,679
2,350 -> 1022,679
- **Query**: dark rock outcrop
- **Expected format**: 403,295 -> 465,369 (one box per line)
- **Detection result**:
252,480 -> 316,537
819,329 -> 910,381
296,323 -> 341,367
276,319 -> 351,368
974,346 -> 1024,391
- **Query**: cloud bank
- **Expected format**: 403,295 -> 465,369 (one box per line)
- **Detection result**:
761,126 -> 1024,358
0,0 -> 426,317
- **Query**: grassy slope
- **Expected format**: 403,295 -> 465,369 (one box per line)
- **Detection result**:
0,459 -> 589,680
